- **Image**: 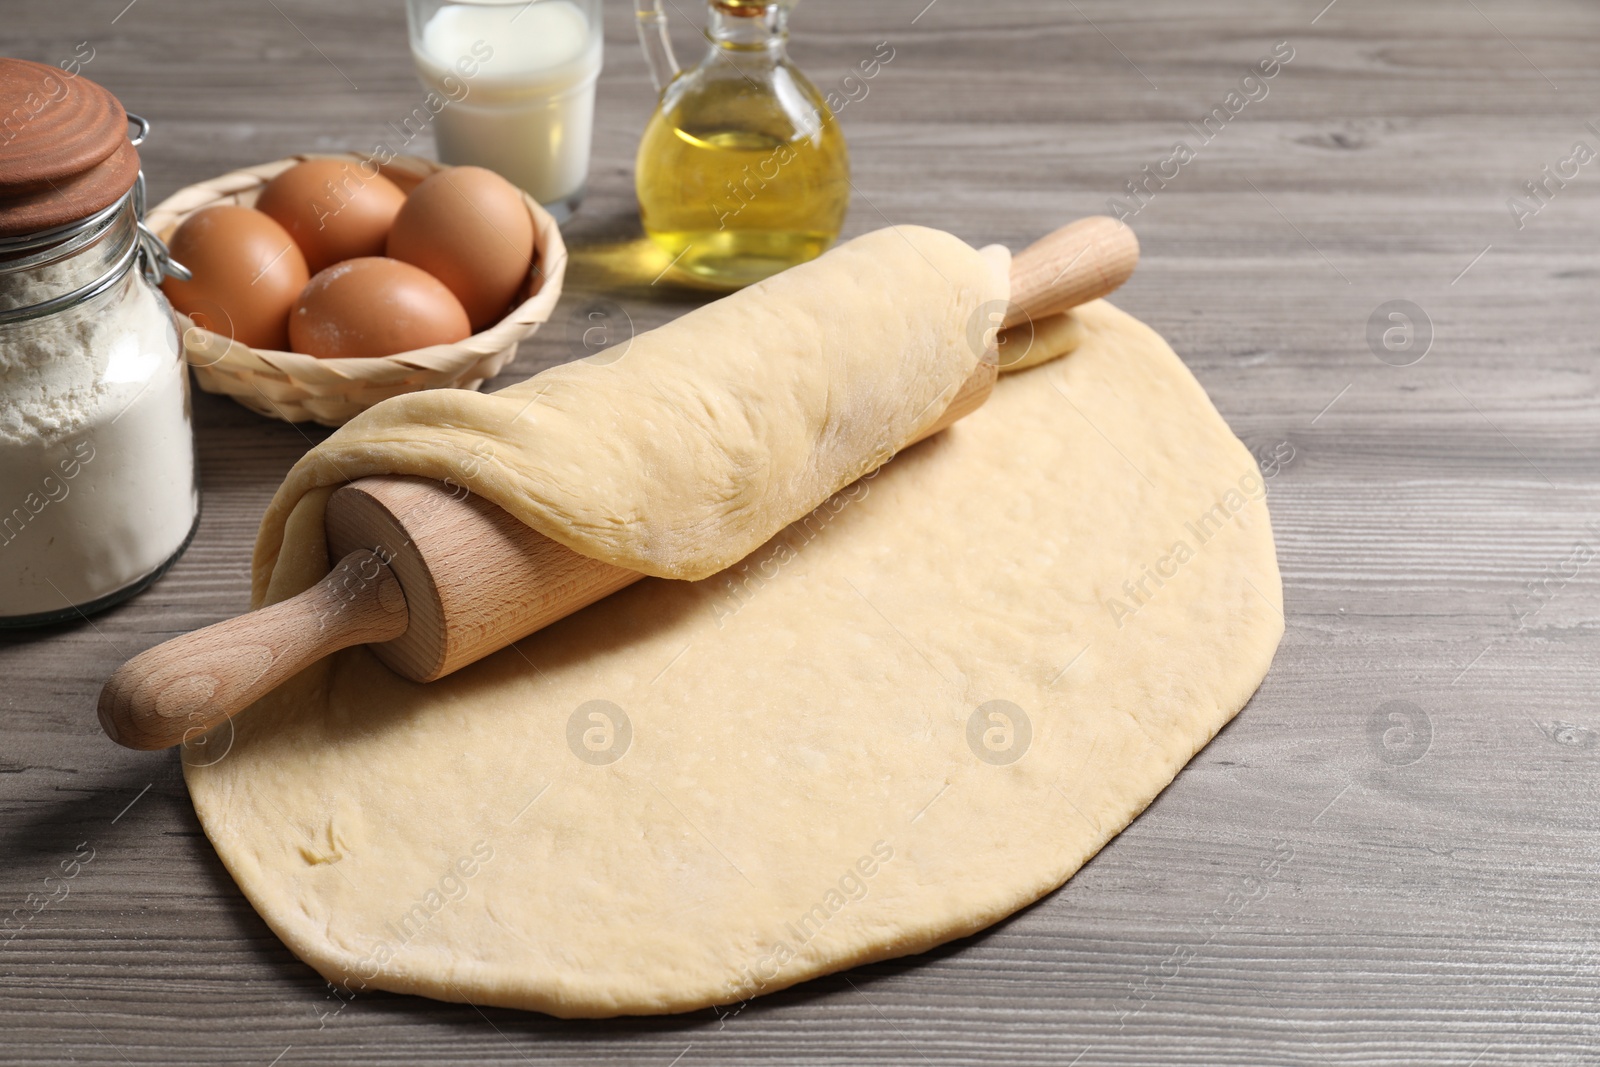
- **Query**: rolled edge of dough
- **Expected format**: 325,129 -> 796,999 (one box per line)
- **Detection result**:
1000,309 -> 1085,372
247,226 -> 1010,607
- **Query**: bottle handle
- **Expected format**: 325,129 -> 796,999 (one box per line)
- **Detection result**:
635,0 -> 680,93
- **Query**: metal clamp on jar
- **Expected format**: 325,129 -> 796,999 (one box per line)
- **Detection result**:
0,58 -> 199,626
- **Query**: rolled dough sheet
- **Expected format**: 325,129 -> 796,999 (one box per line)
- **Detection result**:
186,299 -> 1282,1018
249,226 -> 1008,597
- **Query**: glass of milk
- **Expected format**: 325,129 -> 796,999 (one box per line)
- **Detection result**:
406,0 -> 603,222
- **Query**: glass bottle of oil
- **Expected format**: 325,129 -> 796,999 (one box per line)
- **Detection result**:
635,0 -> 850,288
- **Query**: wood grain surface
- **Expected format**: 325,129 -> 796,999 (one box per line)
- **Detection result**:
4,0 -> 1599,1063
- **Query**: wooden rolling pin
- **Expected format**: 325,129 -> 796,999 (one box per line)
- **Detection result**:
99,216 -> 1139,750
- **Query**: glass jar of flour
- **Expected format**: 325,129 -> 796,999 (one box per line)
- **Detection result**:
0,59 -> 198,626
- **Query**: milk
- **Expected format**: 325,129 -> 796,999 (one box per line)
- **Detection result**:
411,0 -> 601,217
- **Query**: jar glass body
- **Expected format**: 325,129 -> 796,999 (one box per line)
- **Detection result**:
0,197 -> 199,625
635,2 -> 851,288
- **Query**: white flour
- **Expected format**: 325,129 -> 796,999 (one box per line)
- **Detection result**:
0,259 -> 198,619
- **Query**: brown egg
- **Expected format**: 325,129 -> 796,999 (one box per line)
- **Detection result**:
289,257 -> 472,359
386,165 -> 535,331
161,205 -> 309,351
255,159 -> 406,273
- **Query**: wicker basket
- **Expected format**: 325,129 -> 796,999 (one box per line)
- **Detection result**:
145,153 -> 567,427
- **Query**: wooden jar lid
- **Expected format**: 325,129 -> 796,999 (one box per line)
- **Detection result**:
0,58 -> 140,238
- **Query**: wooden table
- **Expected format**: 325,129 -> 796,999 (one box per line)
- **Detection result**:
5,0 -> 1598,1062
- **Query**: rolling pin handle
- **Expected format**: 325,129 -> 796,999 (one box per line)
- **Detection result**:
1003,215 -> 1140,329
97,550 -> 409,751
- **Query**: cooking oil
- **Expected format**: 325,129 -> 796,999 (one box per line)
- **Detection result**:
634,1 -> 850,288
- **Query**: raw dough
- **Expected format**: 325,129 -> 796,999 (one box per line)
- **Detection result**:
1001,308 -> 1085,371
186,298 -> 1283,1017
249,226 -> 1009,598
